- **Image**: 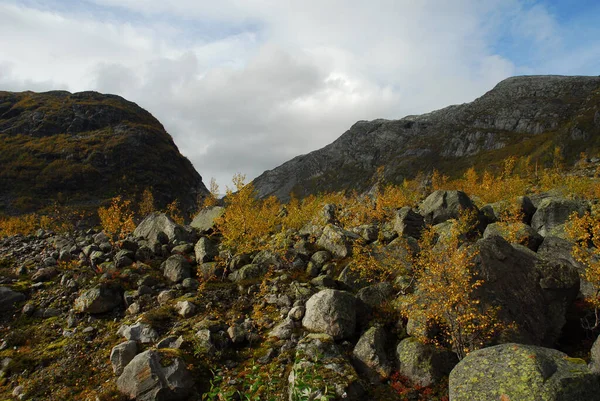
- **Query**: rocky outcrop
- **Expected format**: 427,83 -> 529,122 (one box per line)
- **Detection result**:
252,76 -> 600,201
449,343 -> 600,401
0,90 -> 208,214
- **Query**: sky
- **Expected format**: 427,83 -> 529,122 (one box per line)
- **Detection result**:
1,0 -> 599,189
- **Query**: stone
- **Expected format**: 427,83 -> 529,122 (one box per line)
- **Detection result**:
419,190 -> 477,225
531,197 -> 588,237
394,207 -> 425,238
190,206 -> 224,233
356,282 -> 394,308
157,335 -> 185,349
353,326 -> 391,382
194,237 -> 218,263
176,300 -> 196,318
228,264 -> 266,282
114,249 -> 134,268
133,213 -> 189,244
0,287 -> 26,311
449,343 -> 600,401
302,289 -> 356,340
227,323 -> 247,344
74,284 -> 122,314
483,221 -> 544,251
31,267 -> 58,282
163,254 -> 191,283
287,306 -> 305,321
289,333 -> 365,400
110,340 -> 138,376
590,335 -> 600,374
396,337 -> 458,387
316,224 -> 359,258
157,290 -> 176,305
118,322 -> 159,344
269,318 -> 295,340
116,349 -> 194,401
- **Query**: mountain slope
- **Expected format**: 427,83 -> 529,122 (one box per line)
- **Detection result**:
0,90 -> 208,214
252,75 -> 600,200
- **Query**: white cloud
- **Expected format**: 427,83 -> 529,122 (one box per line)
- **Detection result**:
0,0 -> 597,189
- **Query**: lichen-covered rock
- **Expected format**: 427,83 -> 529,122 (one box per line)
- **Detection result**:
228,264 -> 266,282
74,284 -> 122,314
531,197 -> 588,237
134,213 -> 189,244
116,349 -> 194,401
449,343 -> 600,401
418,190 -> 477,225
483,221 -> 543,251
175,300 -> 196,318
302,289 -> 356,340
0,287 -> 26,312
396,337 -> 458,387
317,224 -> 359,258
289,333 -> 365,401
163,254 -> 191,283
352,326 -> 391,382
110,340 -> 137,376
194,237 -> 218,264
190,206 -> 224,233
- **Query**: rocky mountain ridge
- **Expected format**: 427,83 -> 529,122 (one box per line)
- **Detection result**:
0,90 -> 208,214
252,75 -> 600,200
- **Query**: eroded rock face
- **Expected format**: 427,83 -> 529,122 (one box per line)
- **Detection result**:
449,343 -> 600,401
116,349 -> 195,401
302,289 -> 356,340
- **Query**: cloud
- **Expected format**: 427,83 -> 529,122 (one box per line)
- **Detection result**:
0,0 -> 597,189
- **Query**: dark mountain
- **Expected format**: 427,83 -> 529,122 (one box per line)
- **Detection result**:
0,90 -> 208,214
252,75 -> 600,200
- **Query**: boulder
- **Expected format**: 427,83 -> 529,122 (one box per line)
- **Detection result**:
531,197 -> 588,237
356,282 -> 394,308
116,349 -> 194,401
473,236 -> 568,346
396,337 -> 458,387
483,222 -> 543,251
289,333 -> 365,400
74,284 -> 122,314
393,207 -> 425,238
302,289 -> 356,340
118,322 -> 159,344
134,213 -> 189,244
317,224 -> 359,258
163,254 -> 191,283
418,190 -> 477,225
589,335 -> 600,374
194,237 -> 218,264
110,340 -> 138,376
449,343 -> 600,401
176,301 -> 196,318
352,326 -> 391,381
228,264 -> 266,282
190,206 -> 224,233
0,287 -> 26,311
114,249 -> 134,269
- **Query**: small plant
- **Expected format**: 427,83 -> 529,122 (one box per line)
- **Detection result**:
138,187 -> 156,217
98,196 -> 136,242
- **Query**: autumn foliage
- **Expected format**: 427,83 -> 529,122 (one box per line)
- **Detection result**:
98,195 -> 136,242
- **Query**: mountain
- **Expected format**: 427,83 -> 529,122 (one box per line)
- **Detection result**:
0,90 -> 208,214
252,75 -> 600,200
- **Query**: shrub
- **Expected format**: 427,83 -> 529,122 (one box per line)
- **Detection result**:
98,196 -> 136,242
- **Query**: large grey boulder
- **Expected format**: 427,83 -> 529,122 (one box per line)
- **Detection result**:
110,340 -> 138,376
194,237 -> 218,264
190,206 -> 224,233
302,289 -> 356,340
134,213 -> 189,244
483,221 -> 543,251
289,333 -> 365,401
163,254 -> 191,283
419,190 -> 477,225
352,326 -> 391,382
0,287 -> 26,312
116,349 -> 194,401
396,337 -> 458,387
473,235 -> 574,346
531,197 -> 588,237
589,335 -> 600,374
118,322 -> 159,344
317,224 -> 359,258
74,284 -> 122,314
449,343 -> 600,401
393,207 -> 425,238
